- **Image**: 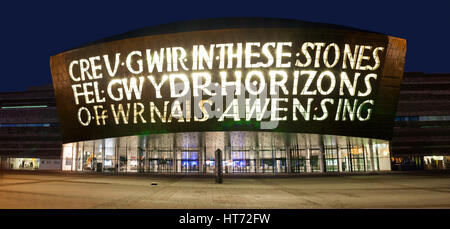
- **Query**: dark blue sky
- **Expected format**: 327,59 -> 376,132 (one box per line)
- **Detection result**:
1,0 -> 449,91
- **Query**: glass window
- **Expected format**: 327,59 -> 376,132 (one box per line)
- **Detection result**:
104,138 -> 116,172
127,136 -> 138,172
62,143 -> 74,171
118,137 -> 127,172
83,141 -> 94,171
65,132 -> 392,174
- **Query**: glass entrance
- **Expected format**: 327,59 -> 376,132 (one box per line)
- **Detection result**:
180,150 -> 199,173
231,150 -> 253,173
290,147 -> 307,172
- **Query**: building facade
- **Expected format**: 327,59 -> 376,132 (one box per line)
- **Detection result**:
1,18 -> 417,173
61,132 -> 391,173
0,85 -> 61,170
391,72 -> 450,170
50,18 -> 405,174
2,73 -> 449,172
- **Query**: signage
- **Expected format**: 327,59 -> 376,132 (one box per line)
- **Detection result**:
50,24 -> 406,143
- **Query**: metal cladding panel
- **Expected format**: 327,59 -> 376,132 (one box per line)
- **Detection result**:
50,22 -> 406,143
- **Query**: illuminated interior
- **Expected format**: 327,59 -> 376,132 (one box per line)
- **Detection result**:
6,158 -> 40,170
62,131 -> 391,173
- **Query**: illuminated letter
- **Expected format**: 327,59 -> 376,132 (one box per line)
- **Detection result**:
357,100 -> 374,121
150,101 -> 169,123
93,81 -> 105,103
69,60 -> 80,82
342,99 -> 358,121
107,79 -> 123,101
169,74 -> 190,98
219,99 -> 240,121
122,76 -> 144,100
146,48 -> 164,73
271,98 -> 288,121
172,47 -> 189,72
82,82 -> 95,104
227,43 -> 243,69
103,53 -> 121,77
335,98 -> 343,121
147,75 -> 168,98
300,70 -> 317,95
168,100 -> 184,123
195,100 -> 212,122
269,70 -> 289,95
77,107 -> 91,126
370,47 -> 384,71
245,70 -> 265,95
276,42 -> 292,68
79,59 -> 93,80
323,43 -> 340,68
313,42 -> 325,68
245,42 -> 260,68
89,56 -> 102,79
313,98 -> 334,121
296,42 -> 314,67
316,71 -> 336,95
342,44 -> 359,69
293,98 -> 313,121
193,72 -> 213,96
358,73 -> 377,97
339,72 -> 360,96
133,102 -> 146,124
220,71 -> 242,96
356,46 -> 372,70
193,45 -> 214,70
93,105 -> 108,125
110,103 -> 130,124
261,42 -> 275,67
216,44 -> 227,69
126,51 -> 143,74
166,47 -> 172,72
246,98 -> 270,121
71,84 -> 83,105
292,71 -> 300,95
185,100 -> 191,122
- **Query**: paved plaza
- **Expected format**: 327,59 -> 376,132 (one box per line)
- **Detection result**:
0,171 -> 449,209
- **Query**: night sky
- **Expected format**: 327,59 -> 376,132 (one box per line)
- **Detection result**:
1,0 -> 448,92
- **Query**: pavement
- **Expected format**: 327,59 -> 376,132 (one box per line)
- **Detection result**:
0,170 -> 449,209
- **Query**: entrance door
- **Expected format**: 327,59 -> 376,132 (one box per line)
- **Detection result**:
232,159 -> 251,173
231,150 -> 252,173
180,151 -> 199,173
148,159 -> 173,172
290,147 -> 307,173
